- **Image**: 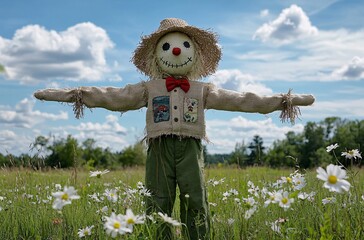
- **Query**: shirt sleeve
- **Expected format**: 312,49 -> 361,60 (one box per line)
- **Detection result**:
34,82 -> 148,118
78,82 -> 147,111
205,84 -> 314,115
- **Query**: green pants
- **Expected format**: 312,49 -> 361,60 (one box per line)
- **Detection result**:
145,135 -> 210,240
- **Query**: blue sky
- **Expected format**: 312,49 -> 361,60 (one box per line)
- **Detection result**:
1,0 -> 363,155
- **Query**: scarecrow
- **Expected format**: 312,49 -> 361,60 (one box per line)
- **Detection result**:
34,18 -> 315,239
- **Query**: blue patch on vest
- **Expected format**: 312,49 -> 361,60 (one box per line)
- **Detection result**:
153,96 -> 170,123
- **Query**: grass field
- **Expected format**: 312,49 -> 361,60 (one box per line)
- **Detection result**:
0,165 -> 363,239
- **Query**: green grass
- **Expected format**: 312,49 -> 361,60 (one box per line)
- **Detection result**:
0,166 -> 363,239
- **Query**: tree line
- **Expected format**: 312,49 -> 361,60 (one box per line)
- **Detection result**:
0,117 -> 362,169
207,117 -> 363,168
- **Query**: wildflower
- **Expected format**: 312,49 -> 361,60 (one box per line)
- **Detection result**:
229,188 -> 239,196
276,191 -> 294,210
362,195 -> 364,201
185,194 -> 190,198
78,225 -> 94,238
247,181 -> 260,197
90,169 -> 110,178
298,192 -> 316,202
158,212 -> 181,226
136,181 -> 144,189
104,188 -> 118,203
292,175 -> 306,190
96,206 -> 109,214
227,218 -> 235,225
209,202 -> 217,207
341,149 -> 362,160
54,184 -> 62,191
243,197 -> 256,208
124,209 -> 144,232
322,197 -> 336,205
89,192 -> 103,202
264,190 -> 280,207
280,176 -> 292,184
244,206 -> 257,219
326,143 -> 339,152
316,164 -> 351,193
270,221 -> 281,234
139,187 -> 152,197
104,212 -> 131,238
52,186 -> 80,210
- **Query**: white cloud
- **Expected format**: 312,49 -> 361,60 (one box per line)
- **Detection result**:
260,9 -> 269,18
253,5 -> 318,44
0,98 -> 68,128
304,98 -> 364,119
208,69 -> 273,95
332,56 -> 364,80
53,114 -> 130,152
72,114 -> 127,134
206,116 -> 304,154
0,130 -> 34,156
0,22 -> 115,84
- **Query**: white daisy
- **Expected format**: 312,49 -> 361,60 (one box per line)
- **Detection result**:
316,164 -> 351,193
90,169 -> 110,178
244,206 -> 257,220
264,190 -> 280,207
276,191 -> 294,210
51,186 -> 80,210
326,143 -> 339,152
322,197 -> 336,205
158,212 -> 181,226
298,192 -> 316,202
104,212 -> 131,238
104,188 -> 118,203
341,149 -> 362,160
292,175 -> 306,190
78,225 -> 94,238
124,209 -> 144,232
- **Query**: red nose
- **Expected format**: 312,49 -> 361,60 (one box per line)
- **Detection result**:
172,47 -> 181,56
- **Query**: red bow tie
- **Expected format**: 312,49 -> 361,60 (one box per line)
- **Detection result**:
165,76 -> 190,93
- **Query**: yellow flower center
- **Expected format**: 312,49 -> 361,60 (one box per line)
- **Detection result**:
282,198 -> 288,204
84,230 -> 89,235
113,221 -> 121,229
61,193 -> 69,201
127,218 -> 135,224
270,195 -> 275,200
286,177 -> 292,183
328,175 -> 337,184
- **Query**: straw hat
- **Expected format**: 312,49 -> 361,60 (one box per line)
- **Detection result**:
132,18 -> 221,79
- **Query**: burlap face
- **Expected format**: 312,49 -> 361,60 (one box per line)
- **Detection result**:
132,18 -> 221,80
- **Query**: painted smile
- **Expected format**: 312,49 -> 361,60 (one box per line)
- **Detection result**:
159,57 -> 193,68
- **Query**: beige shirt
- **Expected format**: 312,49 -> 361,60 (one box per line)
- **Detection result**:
34,78 -> 315,140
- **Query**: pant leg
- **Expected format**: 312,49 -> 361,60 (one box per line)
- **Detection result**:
145,137 -> 177,240
175,138 -> 210,240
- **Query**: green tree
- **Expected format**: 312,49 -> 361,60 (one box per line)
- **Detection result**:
228,141 -> 248,167
46,135 -> 81,168
300,122 -> 325,168
117,142 -> 146,167
333,120 -> 364,166
247,135 -> 265,166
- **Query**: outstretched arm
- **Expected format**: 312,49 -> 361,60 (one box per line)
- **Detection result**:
34,82 -> 147,118
205,85 -> 315,123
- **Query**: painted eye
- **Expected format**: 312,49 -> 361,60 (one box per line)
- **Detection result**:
183,41 -> 190,48
162,42 -> 170,51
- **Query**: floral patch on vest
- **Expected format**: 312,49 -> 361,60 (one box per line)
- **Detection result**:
184,98 -> 198,123
153,96 -> 170,123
